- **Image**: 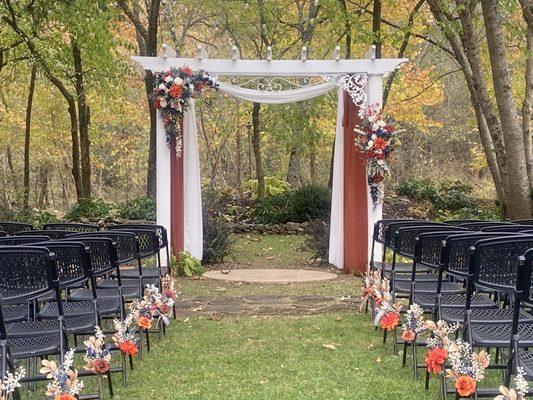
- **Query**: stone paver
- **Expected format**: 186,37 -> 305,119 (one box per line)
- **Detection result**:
203,268 -> 338,284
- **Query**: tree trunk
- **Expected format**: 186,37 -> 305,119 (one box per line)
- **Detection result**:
236,126 -> 243,196
481,0 -> 531,218
287,149 -> 303,188
520,0 -> 533,188
309,149 -> 317,182
251,102 -> 265,198
23,64 -> 37,210
372,0 -> 382,58
72,42 -> 91,199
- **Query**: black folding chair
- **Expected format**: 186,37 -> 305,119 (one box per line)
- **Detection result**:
480,225 -> 533,233
17,230 -> 72,239
443,219 -> 490,226
0,231 -> 6,238
459,221 -> 516,231
43,222 -> 100,233
512,219 -> 533,225
0,236 -> 51,246
0,223 -> 33,236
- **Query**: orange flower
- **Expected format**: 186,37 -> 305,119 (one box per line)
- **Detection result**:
380,312 -> 400,331
401,330 -> 416,343
93,359 -> 110,374
119,340 -> 138,356
455,375 -> 476,397
138,316 -> 152,330
55,395 -> 76,400
159,303 -> 170,315
169,84 -> 184,98
373,137 -> 388,150
425,347 -> 448,374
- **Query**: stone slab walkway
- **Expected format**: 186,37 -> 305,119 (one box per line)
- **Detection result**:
203,268 -> 338,284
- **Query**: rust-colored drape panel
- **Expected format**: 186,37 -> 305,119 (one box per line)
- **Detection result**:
342,93 -> 368,274
170,122 -> 185,259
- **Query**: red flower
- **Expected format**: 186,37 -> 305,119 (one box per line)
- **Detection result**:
154,98 -> 161,109
169,84 -> 184,98
194,82 -> 205,92
455,375 -> 476,397
119,340 -> 138,356
159,303 -> 170,315
56,395 -> 76,400
425,347 -> 447,374
401,330 -> 416,343
380,312 -> 400,331
93,359 -> 110,374
181,66 -> 193,76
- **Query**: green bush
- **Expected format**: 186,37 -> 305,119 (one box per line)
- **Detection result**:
0,207 -> 58,228
119,196 -> 156,221
290,184 -> 331,223
434,181 -> 474,211
245,176 -> 291,200
396,178 -> 439,202
64,198 -> 118,221
203,217 -> 234,265
252,191 -> 293,224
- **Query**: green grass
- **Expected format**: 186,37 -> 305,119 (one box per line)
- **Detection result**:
113,312 -> 438,400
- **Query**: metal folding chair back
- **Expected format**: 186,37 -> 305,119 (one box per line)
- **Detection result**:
17,230 -> 72,239
0,222 -> 33,236
43,223 -> 99,232
480,225 -> 533,233
459,221 -> 515,231
67,231 -> 139,265
0,236 -> 51,245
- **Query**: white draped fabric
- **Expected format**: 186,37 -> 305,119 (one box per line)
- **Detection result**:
328,88 -> 345,268
157,80 -> 380,269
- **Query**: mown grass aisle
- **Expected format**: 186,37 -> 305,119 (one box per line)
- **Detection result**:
113,312 -> 436,400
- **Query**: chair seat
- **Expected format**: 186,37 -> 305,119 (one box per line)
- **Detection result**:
414,293 -> 496,310
113,266 -> 170,279
98,277 -> 159,289
394,280 -> 463,294
441,308 -> 533,324
2,304 -> 28,322
69,287 -> 140,301
372,261 -> 430,274
519,351 -> 533,380
38,298 -> 120,319
471,323 -> 533,347
9,334 -> 61,359
8,314 -> 96,336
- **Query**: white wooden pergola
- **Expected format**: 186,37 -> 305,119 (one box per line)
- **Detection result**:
133,45 -> 406,273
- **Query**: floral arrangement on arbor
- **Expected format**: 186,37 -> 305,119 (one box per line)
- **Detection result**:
495,368 -> 529,400
354,103 -> 401,207
446,339 -> 490,398
401,303 -> 426,343
40,349 -> 84,400
113,314 -> 138,356
0,367 -> 25,400
152,67 -> 219,158
424,319 -> 459,375
131,282 -> 176,330
84,326 -> 112,375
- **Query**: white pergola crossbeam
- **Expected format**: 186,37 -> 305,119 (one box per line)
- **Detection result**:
132,56 -> 406,76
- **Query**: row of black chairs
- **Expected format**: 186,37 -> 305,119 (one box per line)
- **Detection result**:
368,218 -> 533,398
0,221 -> 174,399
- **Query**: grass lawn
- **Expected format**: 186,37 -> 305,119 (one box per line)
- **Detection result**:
113,312 -> 438,400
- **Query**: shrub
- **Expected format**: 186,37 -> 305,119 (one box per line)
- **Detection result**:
434,181 -> 474,211
119,196 -> 156,221
290,184 -> 331,223
396,178 -> 439,202
0,207 -> 58,228
175,251 -> 205,276
64,198 -> 118,221
252,191 -> 293,224
244,176 -> 291,200
203,217 -> 234,265
304,219 -> 330,261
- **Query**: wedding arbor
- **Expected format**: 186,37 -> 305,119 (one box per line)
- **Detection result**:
133,45 -> 406,273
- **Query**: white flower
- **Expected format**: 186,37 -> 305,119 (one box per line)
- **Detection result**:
377,159 -> 385,166
174,77 -> 183,85
164,76 -> 173,83
158,83 -> 166,90
367,140 -> 374,147
371,134 -> 377,140
159,98 -> 167,108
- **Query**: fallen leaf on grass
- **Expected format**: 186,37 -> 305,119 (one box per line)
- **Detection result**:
322,343 -> 337,350
183,318 -> 190,323
207,314 -> 222,321
375,357 -> 381,363
192,307 -> 204,312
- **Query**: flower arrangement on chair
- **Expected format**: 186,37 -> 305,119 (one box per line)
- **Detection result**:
113,313 -> 138,357
0,367 -> 25,400
401,304 -> 426,343
354,103 -> 401,208
40,349 -> 84,400
83,326 -> 112,375
360,270 -> 384,311
131,283 -> 176,330
495,368 -> 529,400
424,320 -> 459,375
152,67 -> 219,158
367,275 -> 402,330
446,339 -> 490,398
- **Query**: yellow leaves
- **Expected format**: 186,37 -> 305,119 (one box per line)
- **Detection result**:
386,63 -> 445,132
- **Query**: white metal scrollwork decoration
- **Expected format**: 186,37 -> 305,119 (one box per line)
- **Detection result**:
324,73 -> 368,117
228,76 -> 312,91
